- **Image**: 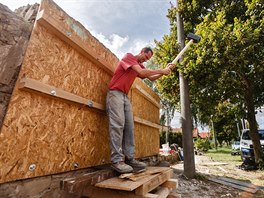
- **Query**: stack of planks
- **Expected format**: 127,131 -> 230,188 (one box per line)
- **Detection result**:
88,167 -> 179,198
61,166 -> 181,197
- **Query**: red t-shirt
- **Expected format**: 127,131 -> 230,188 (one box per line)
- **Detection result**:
108,53 -> 145,94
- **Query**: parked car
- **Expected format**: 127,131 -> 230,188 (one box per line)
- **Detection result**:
231,141 -> 240,150
240,129 -> 264,162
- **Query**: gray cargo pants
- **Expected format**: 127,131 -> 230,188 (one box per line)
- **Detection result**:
106,90 -> 135,163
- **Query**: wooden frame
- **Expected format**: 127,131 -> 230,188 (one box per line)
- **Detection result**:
36,10 -> 115,75
19,77 -> 161,129
19,77 -> 105,111
132,84 -> 161,109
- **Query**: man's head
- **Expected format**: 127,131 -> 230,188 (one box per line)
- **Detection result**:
137,47 -> 153,63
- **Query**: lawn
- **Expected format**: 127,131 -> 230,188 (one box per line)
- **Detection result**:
205,146 -> 242,164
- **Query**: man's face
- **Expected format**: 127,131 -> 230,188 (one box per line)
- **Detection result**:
138,51 -> 153,63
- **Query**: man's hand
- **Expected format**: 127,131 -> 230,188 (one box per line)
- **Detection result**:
166,63 -> 175,71
162,67 -> 171,75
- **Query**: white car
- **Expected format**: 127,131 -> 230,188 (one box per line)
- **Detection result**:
231,141 -> 240,150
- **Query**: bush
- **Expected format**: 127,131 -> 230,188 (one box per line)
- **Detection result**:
160,131 -> 183,147
195,138 -> 211,152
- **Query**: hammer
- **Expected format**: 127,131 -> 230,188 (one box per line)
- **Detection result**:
169,33 -> 201,70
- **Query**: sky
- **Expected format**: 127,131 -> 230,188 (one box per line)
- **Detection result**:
0,0 -> 172,59
1,0 -> 263,130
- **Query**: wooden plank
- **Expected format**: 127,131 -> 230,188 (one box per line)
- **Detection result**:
161,179 -> 178,189
167,192 -> 182,198
19,77 -> 161,128
133,85 -> 161,108
202,162 -> 228,166
143,193 -> 159,198
207,177 -> 258,193
155,187 -> 170,198
120,168 -> 167,182
36,9 -> 115,75
134,116 -> 161,130
216,176 -> 260,190
19,77 -> 105,111
135,169 -> 173,196
83,185 -> 147,198
61,169 -> 116,195
95,167 -> 171,191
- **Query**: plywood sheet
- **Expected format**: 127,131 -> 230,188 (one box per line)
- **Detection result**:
134,123 -> 160,158
0,0 -> 161,184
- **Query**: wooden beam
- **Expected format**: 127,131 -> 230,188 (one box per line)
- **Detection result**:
36,10 -> 115,75
167,192 -> 182,198
216,176 -> 261,190
19,78 -> 162,129
95,167 -> 171,191
134,116 -> 161,130
119,167 -> 169,182
161,179 -> 178,189
143,193 -> 159,198
19,77 -> 105,111
83,186 -> 147,198
154,187 -> 170,197
207,177 -> 259,193
135,169 -> 173,196
132,85 -> 161,109
61,169 -> 115,195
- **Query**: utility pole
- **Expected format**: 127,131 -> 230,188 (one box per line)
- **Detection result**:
175,0 -> 195,178
166,108 -> 169,143
236,120 -> 240,138
211,116 -> 217,150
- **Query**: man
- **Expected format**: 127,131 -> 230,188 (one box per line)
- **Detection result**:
106,47 -> 174,173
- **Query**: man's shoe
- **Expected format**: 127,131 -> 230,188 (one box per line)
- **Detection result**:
111,161 -> 133,173
125,159 -> 147,170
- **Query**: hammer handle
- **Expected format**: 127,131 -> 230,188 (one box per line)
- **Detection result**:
170,39 -> 194,69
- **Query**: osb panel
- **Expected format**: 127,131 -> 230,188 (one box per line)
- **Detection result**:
0,23 -> 111,183
20,25 -> 111,104
135,78 -> 160,103
134,123 -> 160,158
0,0 -> 160,184
131,86 -> 160,124
38,0 -> 118,73
0,91 -> 109,183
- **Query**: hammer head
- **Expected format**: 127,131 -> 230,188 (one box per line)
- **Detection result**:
187,33 -> 201,43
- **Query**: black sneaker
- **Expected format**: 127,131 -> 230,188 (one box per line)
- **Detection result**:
111,161 -> 133,173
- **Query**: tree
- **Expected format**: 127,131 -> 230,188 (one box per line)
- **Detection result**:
154,0 -> 264,164
213,101 -> 240,146
144,59 -> 177,134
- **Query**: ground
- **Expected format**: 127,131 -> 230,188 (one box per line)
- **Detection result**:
170,155 -> 264,198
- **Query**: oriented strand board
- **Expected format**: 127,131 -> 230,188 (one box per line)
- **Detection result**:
134,123 -> 160,158
132,80 -> 160,124
0,0 -> 161,184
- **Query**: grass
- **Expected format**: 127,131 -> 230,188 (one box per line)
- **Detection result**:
204,146 -> 264,187
205,146 -> 242,164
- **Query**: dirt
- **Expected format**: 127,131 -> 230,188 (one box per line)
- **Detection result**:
169,155 -> 264,198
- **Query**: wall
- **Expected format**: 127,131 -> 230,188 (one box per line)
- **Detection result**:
0,0 -> 161,185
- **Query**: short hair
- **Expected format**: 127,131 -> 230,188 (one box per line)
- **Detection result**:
142,47 -> 153,55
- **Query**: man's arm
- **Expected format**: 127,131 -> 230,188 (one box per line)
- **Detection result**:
132,63 -> 174,81
146,74 -> 163,81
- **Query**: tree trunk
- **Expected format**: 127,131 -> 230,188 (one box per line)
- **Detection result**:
176,0 -> 195,178
244,81 -> 264,163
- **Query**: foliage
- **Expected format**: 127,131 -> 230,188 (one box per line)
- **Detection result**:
258,157 -> 264,170
154,0 -> 264,163
160,131 -> 183,147
212,101 -> 241,146
144,60 -> 177,128
195,138 -> 211,152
